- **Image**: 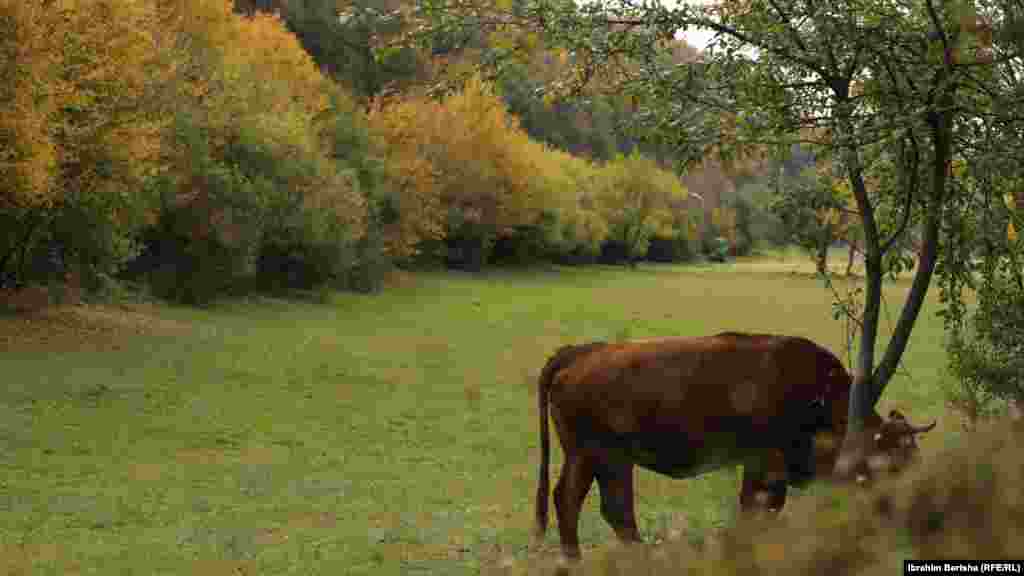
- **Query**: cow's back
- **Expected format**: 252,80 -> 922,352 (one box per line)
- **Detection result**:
546,332 -> 849,477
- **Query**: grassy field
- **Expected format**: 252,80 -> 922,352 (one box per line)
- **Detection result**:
0,254 -> 954,575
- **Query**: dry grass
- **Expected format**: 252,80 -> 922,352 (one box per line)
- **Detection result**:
0,302 -> 193,353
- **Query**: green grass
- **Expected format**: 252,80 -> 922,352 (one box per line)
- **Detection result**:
0,258 -> 953,575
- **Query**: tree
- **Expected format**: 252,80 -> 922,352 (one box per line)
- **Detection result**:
126,1 -> 379,302
770,162 -> 863,275
414,0 -> 1019,473
943,130 -> 1024,428
1,0 -> 171,293
594,151 -> 689,267
233,0 -> 426,102
368,74 -> 593,270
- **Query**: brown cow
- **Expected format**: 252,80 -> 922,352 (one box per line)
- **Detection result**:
533,332 -> 935,563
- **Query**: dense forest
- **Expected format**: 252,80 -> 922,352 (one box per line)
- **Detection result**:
1,0 -> 825,307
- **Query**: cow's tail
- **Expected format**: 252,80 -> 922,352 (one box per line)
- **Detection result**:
534,342 -> 604,542
533,347 -> 560,541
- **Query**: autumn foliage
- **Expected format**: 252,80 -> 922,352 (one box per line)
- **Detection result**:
594,152 -> 692,264
138,3 -> 377,301
1,0 -> 167,297
2,0 -> 696,307
366,74 -> 692,269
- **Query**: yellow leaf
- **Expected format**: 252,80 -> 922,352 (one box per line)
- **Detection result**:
523,32 -> 540,52
1010,221 -> 1018,243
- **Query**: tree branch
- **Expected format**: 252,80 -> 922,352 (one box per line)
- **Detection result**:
880,133 -> 920,255
871,90 -> 955,404
870,162 -> 943,401
602,13 -> 831,81
835,95 -> 884,433
765,0 -> 810,54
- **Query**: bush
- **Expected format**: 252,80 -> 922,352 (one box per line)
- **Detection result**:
116,4 -> 378,305
123,84 -> 376,303
490,222 -> 555,266
445,231 -> 494,272
732,196 -> 756,256
598,239 -> 632,265
553,245 -> 599,266
346,214 -> 389,293
705,236 -> 731,262
945,273 -> 1024,429
593,152 -> 689,265
120,118 -> 265,305
646,232 -> 696,263
134,172 -> 259,305
1,200 -> 138,299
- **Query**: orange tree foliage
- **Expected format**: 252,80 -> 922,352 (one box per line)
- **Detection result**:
429,74 -> 545,233
368,75 -> 545,257
0,1 -> 59,211
195,4 -> 365,234
131,0 -> 378,300
365,97 -> 446,259
1,0 -> 169,290
368,73 -> 618,264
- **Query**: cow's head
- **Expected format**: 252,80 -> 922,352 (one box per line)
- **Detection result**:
827,408 -> 937,483
862,409 -> 937,478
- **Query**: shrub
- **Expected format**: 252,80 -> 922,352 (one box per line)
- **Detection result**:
368,75 -> 613,271
593,151 -> 690,266
118,7 -> 377,303
646,233 -> 695,263
132,145 -> 262,305
490,216 -> 559,266
944,192 -> 1023,430
706,236 -> 731,262
732,196 -> 756,256
945,274 -> 1024,429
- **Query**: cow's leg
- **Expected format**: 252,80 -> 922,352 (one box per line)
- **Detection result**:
739,457 -> 787,517
595,460 -> 642,543
553,454 -> 595,562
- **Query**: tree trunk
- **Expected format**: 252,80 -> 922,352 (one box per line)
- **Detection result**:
815,218 -> 833,275
846,240 -> 857,277
869,109 -> 951,406
835,96 -> 953,478
835,98 -> 885,446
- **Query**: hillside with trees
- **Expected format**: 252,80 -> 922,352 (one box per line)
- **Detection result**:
0,0 -> 716,309
3,0 -> 782,309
